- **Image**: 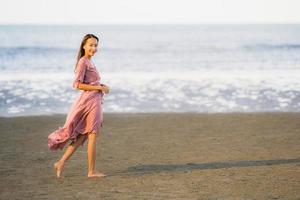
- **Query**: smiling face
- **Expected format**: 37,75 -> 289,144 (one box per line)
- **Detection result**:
83,37 -> 98,57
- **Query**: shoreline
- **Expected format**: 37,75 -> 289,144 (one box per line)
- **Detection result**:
1,111 -> 300,118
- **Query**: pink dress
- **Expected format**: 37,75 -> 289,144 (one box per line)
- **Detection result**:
48,56 -> 104,151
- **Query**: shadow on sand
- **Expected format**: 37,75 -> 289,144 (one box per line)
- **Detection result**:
110,158 -> 300,176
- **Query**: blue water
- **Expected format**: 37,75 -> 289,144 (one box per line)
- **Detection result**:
0,24 -> 300,116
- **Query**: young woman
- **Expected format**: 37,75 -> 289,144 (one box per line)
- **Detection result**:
48,34 -> 109,178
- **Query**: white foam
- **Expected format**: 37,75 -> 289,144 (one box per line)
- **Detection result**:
6,98 -> 15,104
1,69 -> 300,115
8,106 -> 24,113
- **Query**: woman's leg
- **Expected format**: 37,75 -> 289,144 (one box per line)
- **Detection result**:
87,131 -> 106,177
54,134 -> 86,178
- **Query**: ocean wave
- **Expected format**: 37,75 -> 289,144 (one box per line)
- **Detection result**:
1,69 -> 300,116
242,44 -> 300,51
0,46 -> 75,57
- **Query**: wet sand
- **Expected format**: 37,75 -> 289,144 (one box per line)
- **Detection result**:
0,112 -> 299,199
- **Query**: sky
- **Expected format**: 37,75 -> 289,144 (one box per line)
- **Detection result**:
0,0 -> 299,24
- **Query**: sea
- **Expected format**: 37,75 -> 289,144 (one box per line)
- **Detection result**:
0,24 -> 299,117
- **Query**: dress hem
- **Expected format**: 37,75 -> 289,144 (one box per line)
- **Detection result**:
48,121 -> 103,152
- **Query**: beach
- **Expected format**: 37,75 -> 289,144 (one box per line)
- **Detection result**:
0,112 -> 299,199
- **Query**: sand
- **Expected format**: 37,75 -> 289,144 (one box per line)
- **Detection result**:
0,112 -> 299,199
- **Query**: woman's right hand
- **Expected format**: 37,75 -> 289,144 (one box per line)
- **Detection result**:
100,85 -> 110,94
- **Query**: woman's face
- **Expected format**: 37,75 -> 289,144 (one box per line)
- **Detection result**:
83,37 -> 98,57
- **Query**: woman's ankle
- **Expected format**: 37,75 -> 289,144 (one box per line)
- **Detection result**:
56,160 -> 65,166
88,170 -> 94,175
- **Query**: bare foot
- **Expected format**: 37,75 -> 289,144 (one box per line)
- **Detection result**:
88,171 -> 106,178
53,161 -> 64,178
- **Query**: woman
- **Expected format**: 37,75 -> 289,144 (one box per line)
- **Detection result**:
48,34 -> 109,178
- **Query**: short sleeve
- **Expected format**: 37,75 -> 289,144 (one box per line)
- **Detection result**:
73,58 -> 87,89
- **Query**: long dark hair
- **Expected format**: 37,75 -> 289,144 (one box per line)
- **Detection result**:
74,34 -> 99,73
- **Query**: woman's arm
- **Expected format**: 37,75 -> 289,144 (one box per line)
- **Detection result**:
76,83 -> 103,91
76,83 -> 109,93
